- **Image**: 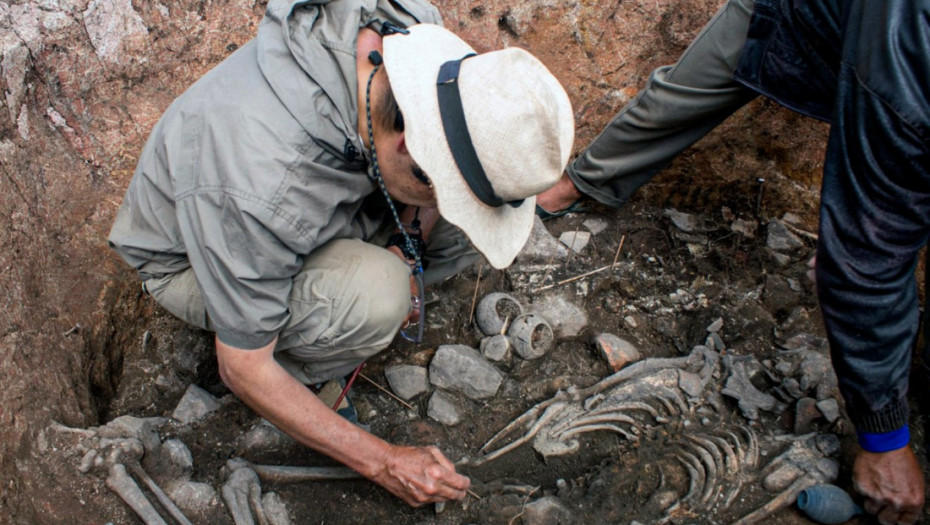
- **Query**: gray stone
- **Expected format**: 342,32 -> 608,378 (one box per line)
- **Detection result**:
427,390 -> 462,426
767,220 -> 804,252
558,230 -> 591,253
165,480 -> 217,515
667,208 -> 715,232
532,295 -> 588,337
522,496 -> 573,525
429,345 -> 503,400
480,334 -> 511,362
82,0 -> 149,65
384,365 -> 430,400
816,398 -> 841,423
797,350 -> 838,399
721,359 -> 778,420
172,384 -> 221,424
781,378 -> 804,399
706,317 -> 724,333
782,211 -> 803,225
516,215 -> 569,263
678,371 -> 703,398
583,217 -> 608,235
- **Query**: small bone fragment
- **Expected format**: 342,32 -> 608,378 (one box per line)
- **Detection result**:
721,360 -> 777,420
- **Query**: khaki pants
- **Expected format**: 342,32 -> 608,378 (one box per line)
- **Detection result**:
143,218 -> 478,385
568,0 -> 758,207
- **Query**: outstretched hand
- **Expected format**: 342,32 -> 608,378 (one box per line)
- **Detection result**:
853,446 -> 925,525
371,445 -> 470,506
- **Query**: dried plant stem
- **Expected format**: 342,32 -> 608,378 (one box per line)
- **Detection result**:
359,373 -> 415,410
611,235 -> 626,269
535,236 -> 626,293
468,264 -> 483,326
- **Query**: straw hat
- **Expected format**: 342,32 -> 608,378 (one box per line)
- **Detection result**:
383,24 -> 574,269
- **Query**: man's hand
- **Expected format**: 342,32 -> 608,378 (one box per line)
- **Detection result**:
371,445 -> 470,506
853,446 -> 925,525
215,337 -> 468,507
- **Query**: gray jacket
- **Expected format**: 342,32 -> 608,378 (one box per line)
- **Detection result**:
109,0 -> 441,349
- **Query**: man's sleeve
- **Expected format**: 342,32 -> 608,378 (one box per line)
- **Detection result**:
815,0 -> 930,438
176,187 -> 306,351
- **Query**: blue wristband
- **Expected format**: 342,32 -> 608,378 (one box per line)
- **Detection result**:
857,426 -> 910,453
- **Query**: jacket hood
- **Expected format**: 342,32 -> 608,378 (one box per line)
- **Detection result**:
255,0 -> 441,163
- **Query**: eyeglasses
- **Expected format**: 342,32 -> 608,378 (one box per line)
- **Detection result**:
399,268 -> 426,343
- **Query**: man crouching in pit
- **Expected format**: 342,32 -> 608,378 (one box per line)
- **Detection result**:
107,0 -> 574,507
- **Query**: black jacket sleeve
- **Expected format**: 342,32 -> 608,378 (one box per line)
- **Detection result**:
815,0 -> 930,434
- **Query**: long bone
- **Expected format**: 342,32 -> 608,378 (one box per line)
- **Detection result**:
732,475 -> 817,524
106,463 -> 169,525
226,457 -> 360,484
125,459 -> 195,525
100,438 -> 193,525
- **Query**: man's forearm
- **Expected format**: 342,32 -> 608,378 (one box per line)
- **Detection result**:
215,336 -> 391,479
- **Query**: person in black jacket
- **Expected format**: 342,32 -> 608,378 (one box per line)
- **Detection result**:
537,0 -> 929,522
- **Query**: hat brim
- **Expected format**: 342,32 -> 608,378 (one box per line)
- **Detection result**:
383,24 -> 536,270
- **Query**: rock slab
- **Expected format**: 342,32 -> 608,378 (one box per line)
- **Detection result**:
429,345 -> 503,400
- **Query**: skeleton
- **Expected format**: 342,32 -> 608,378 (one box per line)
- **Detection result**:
67,417 -> 298,525
76,431 -> 194,525
470,343 -> 841,523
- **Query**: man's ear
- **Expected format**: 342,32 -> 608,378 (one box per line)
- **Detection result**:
396,133 -> 410,155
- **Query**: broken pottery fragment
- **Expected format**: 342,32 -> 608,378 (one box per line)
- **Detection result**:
558,230 -> 591,253
594,333 -> 642,372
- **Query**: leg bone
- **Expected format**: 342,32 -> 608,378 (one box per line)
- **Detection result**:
106,463 -> 168,525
